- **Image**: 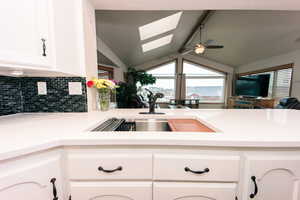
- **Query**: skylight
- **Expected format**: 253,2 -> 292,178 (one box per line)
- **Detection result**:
142,34 -> 173,52
139,12 -> 182,41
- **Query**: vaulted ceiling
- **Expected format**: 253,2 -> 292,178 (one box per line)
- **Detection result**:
95,10 -> 300,67
96,11 -> 203,67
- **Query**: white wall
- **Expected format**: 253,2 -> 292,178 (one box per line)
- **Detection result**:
134,53 -> 234,74
96,37 -> 127,82
96,37 -> 127,70
237,49 -> 300,99
114,67 -> 125,82
79,0 -> 98,111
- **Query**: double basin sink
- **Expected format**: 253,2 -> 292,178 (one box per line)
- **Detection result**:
92,118 -> 215,132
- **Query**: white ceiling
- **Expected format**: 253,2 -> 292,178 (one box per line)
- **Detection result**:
192,10 -> 300,66
91,0 -> 300,10
96,10 -> 300,67
96,11 -> 203,66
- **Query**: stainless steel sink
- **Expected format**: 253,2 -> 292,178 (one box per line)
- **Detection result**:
92,118 -> 171,132
127,119 -> 171,132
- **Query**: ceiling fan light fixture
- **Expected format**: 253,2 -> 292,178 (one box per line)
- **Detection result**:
195,44 -> 205,54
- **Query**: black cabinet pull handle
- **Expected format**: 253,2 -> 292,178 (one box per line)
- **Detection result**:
184,167 -> 210,174
50,178 -> 58,200
98,166 -> 122,173
250,176 -> 258,198
41,38 -> 47,57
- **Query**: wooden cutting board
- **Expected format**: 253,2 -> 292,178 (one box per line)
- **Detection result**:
168,119 -> 215,132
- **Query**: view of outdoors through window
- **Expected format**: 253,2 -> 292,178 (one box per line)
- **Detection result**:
144,62 -> 176,102
183,61 -> 225,103
141,61 -> 226,103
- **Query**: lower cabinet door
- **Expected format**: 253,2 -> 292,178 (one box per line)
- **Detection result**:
153,182 -> 237,200
0,156 -> 63,199
244,156 -> 300,200
70,181 -> 152,200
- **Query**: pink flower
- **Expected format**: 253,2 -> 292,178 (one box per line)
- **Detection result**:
110,79 -> 119,84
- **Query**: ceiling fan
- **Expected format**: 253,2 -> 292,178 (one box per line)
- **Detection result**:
181,25 -> 224,55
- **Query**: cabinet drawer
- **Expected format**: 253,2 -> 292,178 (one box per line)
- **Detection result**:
154,154 -> 240,182
67,154 -> 152,180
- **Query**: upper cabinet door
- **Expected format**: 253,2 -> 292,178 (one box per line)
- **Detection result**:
0,0 -> 54,69
243,155 -> 300,200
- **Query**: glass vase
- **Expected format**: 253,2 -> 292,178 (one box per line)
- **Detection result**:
98,89 -> 111,111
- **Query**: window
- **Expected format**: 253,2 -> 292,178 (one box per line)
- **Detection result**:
145,61 -> 176,102
274,68 -> 293,98
142,60 -> 227,103
183,61 -> 226,103
98,66 -> 114,79
139,12 -> 182,52
139,12 -> 182,40
239,65 -> 293,98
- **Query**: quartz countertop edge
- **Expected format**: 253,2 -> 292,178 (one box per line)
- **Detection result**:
0,109 -> 300,161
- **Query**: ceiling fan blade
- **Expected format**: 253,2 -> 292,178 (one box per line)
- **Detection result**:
204,39 -> 215,46
205,45 -> 224,49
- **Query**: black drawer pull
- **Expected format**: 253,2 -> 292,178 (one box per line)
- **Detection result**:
250,176 -> 258,198
98,166 -> 122,173
50,178 -> 58,200
184,167 -> 210,174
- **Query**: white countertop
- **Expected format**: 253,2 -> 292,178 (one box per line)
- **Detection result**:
0,109 -> 300,160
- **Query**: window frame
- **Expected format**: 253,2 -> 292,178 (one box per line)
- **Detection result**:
145,59 -> 228,104
145,60 -> 177,103
182,59 -> 227,104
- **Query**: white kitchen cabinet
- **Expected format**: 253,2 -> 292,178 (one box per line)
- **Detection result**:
70,182 -> 152,200
153,182 -> 237,200
0,0 -> 85,76
0,0 -> 54,69
243,155 -> 300,200
51,0 -> 85,76
0,152 -> 63,199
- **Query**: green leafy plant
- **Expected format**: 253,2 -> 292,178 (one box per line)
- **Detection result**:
116,67 -> 156,108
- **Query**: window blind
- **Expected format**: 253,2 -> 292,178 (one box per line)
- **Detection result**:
274,68 -> 293,98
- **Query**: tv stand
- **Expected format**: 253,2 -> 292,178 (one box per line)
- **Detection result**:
228,96 -> 275,109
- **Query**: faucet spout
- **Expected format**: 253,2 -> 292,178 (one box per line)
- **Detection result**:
139,89 -> 165,115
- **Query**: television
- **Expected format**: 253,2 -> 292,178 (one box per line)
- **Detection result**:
235,74 -> 270,97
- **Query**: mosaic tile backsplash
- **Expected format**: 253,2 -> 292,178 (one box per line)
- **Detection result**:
0,76 -> 23,116
0,76 -> 87,116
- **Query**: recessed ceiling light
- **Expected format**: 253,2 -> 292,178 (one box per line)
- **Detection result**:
139,12 -> 182,41
142,34 -> 173,52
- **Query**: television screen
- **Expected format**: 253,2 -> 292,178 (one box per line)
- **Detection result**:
235,74 -> 270,97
